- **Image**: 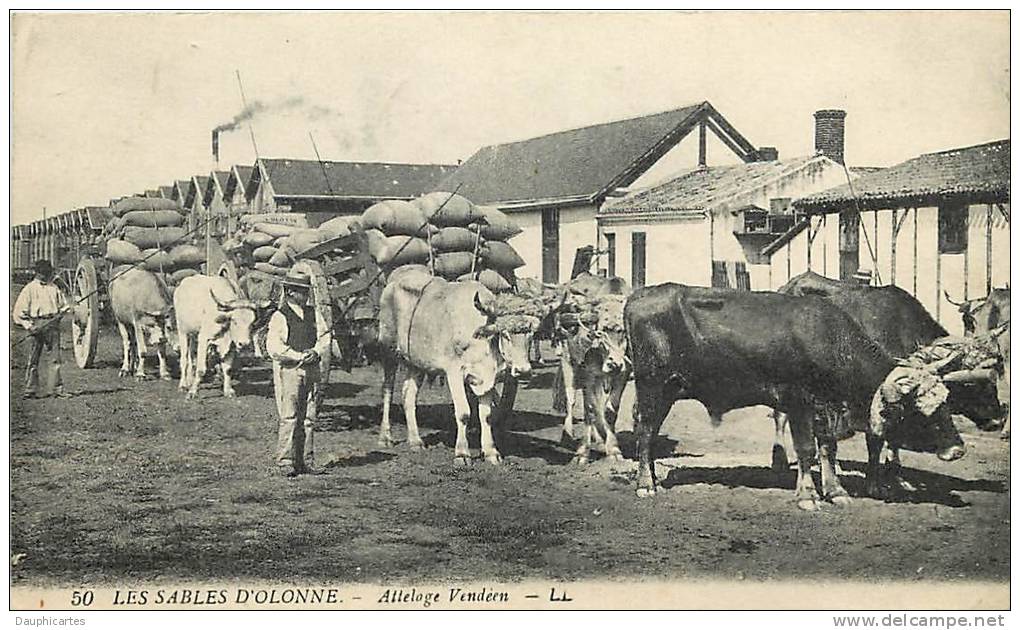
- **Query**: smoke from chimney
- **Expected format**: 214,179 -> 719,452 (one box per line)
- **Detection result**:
212,130 -> 220,164
814,109 -> 847,164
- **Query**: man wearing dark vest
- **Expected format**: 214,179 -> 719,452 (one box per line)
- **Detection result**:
267,269 -> 321,476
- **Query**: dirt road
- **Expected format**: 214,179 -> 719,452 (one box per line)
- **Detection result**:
9,323 -> 1010,588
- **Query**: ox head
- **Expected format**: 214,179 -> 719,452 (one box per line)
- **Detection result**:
870,353 -> 968,462
473,292 -> 534,381
945,288 -> 1010,336
136,308 -> 171,353
210,289 -> 257,350
591,296 -> 629,374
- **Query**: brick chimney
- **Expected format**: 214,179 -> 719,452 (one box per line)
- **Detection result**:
757,146 -> 779,161
814,109 -> 846,164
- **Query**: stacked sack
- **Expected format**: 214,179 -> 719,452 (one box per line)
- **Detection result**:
223,215 -> 362,277
361,192 -> 526,294
103,198 -> 206,284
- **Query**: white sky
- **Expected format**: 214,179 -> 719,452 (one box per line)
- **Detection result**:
10,10 -> 1010,225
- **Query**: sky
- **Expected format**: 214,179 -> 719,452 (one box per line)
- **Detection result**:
10,11 -> 1010,225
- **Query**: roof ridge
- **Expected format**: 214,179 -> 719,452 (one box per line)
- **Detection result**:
923,138 -> 1010,157
475,101 -> 708,151
259,157 -> 456,168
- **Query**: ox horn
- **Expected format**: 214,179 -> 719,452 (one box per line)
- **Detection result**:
925,350 -> 962,374
943,290 -> 967,308
942,368 -> 997,383
209,289 -> 230,311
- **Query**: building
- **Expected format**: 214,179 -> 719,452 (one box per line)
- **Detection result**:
246,158 -> 456,227
13,207 -> 111,273
202,170 -> 232,238
223,165 -> 255,233
767,138 -> 1009,334
184,175 -> 211,234
598,110 -> 865,290
434,101 -> 765,283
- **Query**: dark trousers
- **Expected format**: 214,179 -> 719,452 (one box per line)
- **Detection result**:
25,326 -> 63,395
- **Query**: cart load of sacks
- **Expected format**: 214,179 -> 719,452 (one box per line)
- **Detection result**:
222,192 -> 526,294
101,198 -> 207,284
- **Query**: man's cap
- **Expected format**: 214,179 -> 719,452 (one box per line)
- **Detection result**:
34,259 -> 54,276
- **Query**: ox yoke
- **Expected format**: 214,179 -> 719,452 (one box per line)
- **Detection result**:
625,284 -> 894,419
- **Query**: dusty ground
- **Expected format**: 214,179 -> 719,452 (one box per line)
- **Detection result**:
9,316 -> 1010,588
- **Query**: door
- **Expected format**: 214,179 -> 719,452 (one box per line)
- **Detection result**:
631,232 -> 646,288
542,208 -> 560,284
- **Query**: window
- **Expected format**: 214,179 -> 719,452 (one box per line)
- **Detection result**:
605,233 -> 616,277
631,232 -> 646,288
541,207 -> 560,284
938,202 -> 968,254
838,210 -> 860,280
770,197 -> 793,215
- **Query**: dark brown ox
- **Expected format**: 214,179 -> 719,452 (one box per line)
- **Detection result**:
946,287 -> 1011,439
551,273 -> 631,464
376,267 -> 535,465
776,272 -> 1003,493
625,284 -> 966,510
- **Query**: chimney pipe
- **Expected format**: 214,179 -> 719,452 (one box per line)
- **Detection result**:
814,109 -> 846,164
758,146 -> 779,161
211,130 -> 220,165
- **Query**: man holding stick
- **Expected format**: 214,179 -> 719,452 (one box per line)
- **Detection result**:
13,259 -> 71,399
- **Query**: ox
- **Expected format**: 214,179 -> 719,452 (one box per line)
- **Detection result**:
625,284 -> 967,510
376,267 -> 534,464
552,273 -> 631,463
946,287 -> 1011,438
774,272 -> 1003,488
174,275 -> 257,399
109,267 -> 174,380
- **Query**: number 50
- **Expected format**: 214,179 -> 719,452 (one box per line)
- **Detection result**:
71,590 -> 94,606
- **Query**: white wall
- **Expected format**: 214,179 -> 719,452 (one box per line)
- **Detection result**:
506,210 -> 542,281
600,215 -> 712,287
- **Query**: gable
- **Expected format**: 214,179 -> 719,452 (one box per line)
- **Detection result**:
434,101 -> 759,206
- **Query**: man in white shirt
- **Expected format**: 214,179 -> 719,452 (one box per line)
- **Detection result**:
13,259 -> 71,399
267,269 -> 321,477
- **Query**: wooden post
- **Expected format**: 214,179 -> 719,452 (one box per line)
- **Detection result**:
963,205 -> 969,300
698,122 -> 707,167
822,215 -> 827,277
912,208 -> 918,296
986,204 -> 993,294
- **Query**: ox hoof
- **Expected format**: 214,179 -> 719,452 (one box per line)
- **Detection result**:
829,494 -> 853,508
119,369 -> 131,378
635,486 -> 656,499
892,476 -> 916,493
223,389 -> 237,399
135,374 -> 152,382
606,451 -> 624,463
485,453 -> 503,465
453,456 -> 473,467
407,441 -> 425,452
377,436 -> 396,448
797,498 -> 823,511
185,391 -> 199,401
1001,430 -> 1010,441
573,454 -> 590,466
160,374 -> 173,382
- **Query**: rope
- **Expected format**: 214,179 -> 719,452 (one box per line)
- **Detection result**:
12,213 -> 218,349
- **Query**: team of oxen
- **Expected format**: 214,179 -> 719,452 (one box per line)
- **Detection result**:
106,263 -> 1009,510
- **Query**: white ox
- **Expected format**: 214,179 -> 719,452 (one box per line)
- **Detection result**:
109,267 -> 174,380
174,275 -> 257,399
376,267 -> 534,465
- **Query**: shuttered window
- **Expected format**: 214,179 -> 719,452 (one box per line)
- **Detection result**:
605,233 -> 616,277
541,208 -> 560,284
631,232 -> 646,288
938,202 -> 968,254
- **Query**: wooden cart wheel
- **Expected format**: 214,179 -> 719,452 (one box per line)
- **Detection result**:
71,257 -> 101,369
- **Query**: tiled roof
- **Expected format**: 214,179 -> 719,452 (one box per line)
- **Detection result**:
601,155 -> 825,215
259,158 -> 456,199
435,102 -> 729,206
796,139 -> 1010,212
